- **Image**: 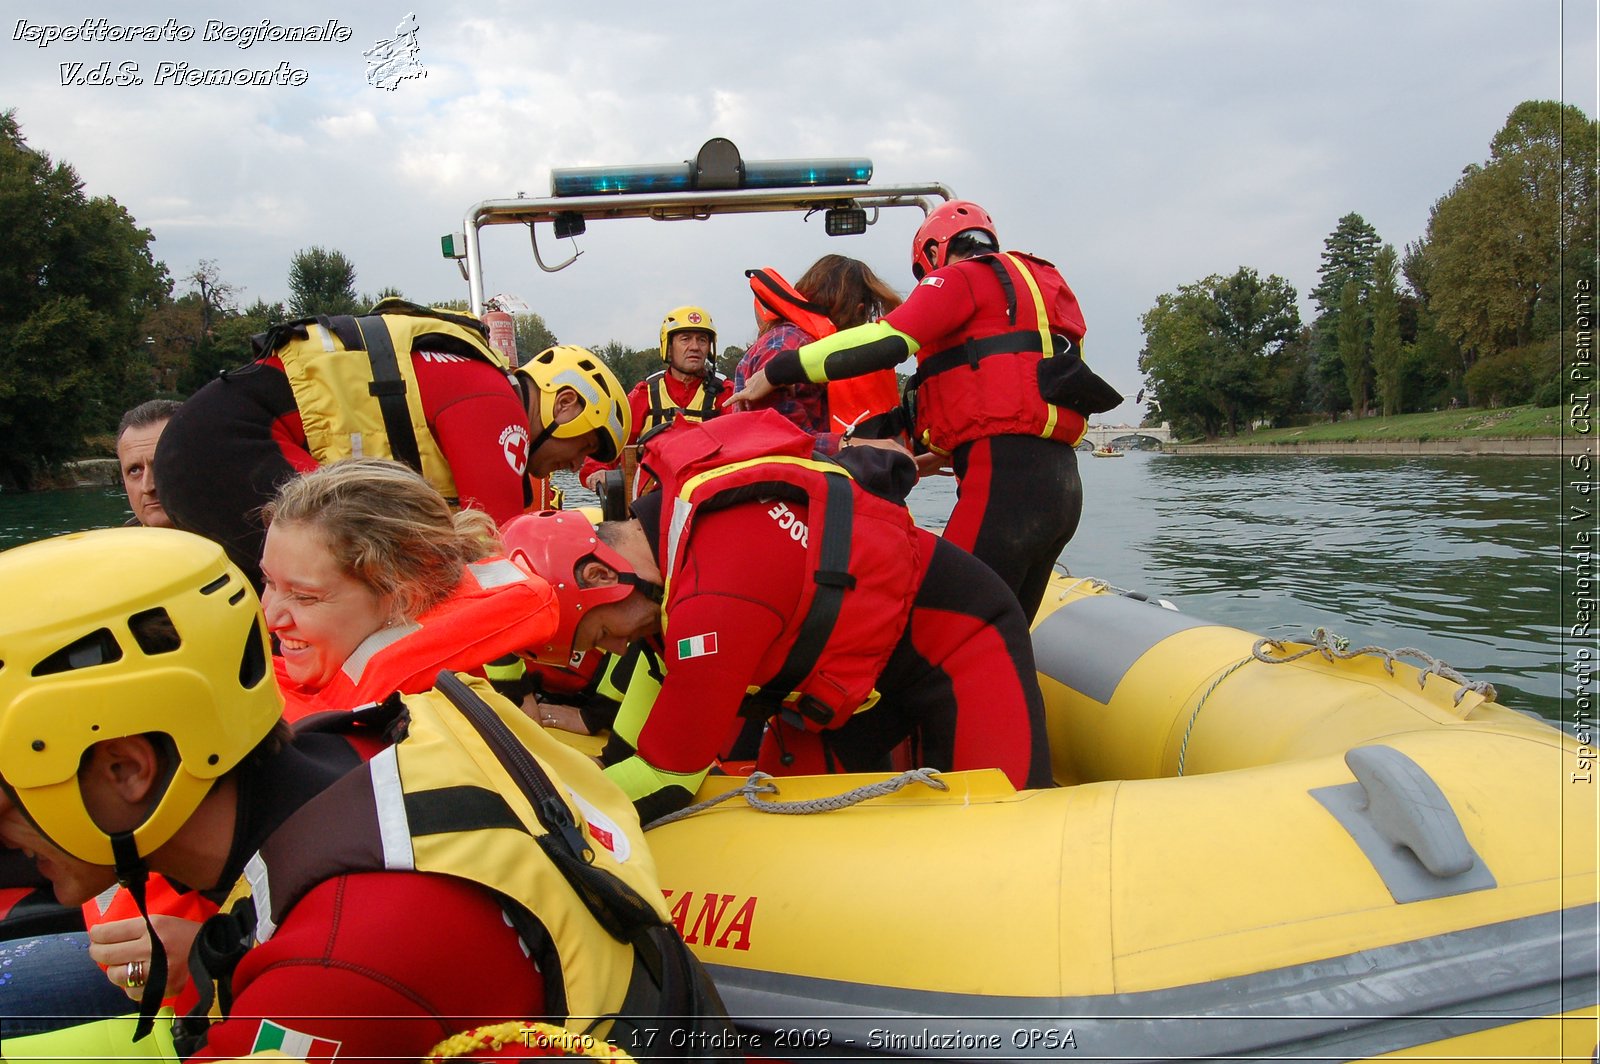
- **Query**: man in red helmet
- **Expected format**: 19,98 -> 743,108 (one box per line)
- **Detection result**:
580,306 -> 733,494
731,201 -> 1118,621
507,422 -> 1052,823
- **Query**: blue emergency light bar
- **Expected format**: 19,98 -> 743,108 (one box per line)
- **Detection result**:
551,156 -> 873,197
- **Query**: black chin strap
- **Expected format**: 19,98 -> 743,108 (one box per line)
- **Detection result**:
110,831 -> 168,1042
516,373 -> 565,487
526,420 -> 560,464
617,571 -> 664,604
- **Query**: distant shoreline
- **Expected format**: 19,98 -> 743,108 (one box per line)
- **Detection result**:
1163,436 -> 1562,457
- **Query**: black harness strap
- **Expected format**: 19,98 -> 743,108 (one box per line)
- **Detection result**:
405,785 -> 527,837
746,471 -> 856,724
354,315 -> 425,474
908,253 -> 1067,386
319,314 -> 365,351
982,254 -> 1020,325
647,370 -> 724,428
179,895 -> 257,1056
697,372 -> 726,420
646,373 -> 674,426
911,325 -> 1083,387
109,832 -> 168,1043
432,672 -> 667,941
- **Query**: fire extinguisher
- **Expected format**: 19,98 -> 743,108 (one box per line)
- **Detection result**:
484,309 -> 518,368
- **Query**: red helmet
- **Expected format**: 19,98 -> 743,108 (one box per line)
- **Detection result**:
502,511 -> 645,665
910,200 -> 998,280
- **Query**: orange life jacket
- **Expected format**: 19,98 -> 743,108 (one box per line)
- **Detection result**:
279,556 -> 558,719
528,475 -> 563,512
746,266 -> 902,438
909,251 -> 1090,453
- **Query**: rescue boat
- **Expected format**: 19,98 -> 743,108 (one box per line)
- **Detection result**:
644,574 -> 1598,1062
1090,445 -> 1122,457
1,576 -> 1592,1061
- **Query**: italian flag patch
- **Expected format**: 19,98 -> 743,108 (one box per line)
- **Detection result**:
251,1020 -> 342,1063
676,632 -> 719,660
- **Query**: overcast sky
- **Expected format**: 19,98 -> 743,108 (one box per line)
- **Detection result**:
5,1 -> 1595,424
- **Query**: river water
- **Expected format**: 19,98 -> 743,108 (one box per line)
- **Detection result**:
0,451 -> 1564,720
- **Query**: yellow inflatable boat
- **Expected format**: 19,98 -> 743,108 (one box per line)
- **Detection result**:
645,574 -> 1598,1061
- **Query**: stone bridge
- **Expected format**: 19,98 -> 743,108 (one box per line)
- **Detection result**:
1079,423 -> 1172,449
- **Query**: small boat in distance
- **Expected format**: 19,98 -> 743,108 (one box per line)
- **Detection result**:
1092,445 -> 1122,457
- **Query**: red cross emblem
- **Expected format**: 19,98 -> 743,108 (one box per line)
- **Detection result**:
687,311 -> 703,324
499,423 -> 531,474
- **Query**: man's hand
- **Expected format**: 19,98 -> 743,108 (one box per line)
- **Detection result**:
728,369 -> 777,407
842,436 -> 912,457
913,451 -> 953,478
89,914 -> 203,1001
583,471 -> 607,493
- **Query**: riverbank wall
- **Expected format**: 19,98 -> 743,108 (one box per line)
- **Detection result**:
63,459 -> 121,487
1166,436 -> 1562,457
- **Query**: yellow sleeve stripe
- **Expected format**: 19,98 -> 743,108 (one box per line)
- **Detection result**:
604,754 -> 710,803
795,321 -> 920,383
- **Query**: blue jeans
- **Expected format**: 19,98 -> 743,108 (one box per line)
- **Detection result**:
0,932 -> 133,1037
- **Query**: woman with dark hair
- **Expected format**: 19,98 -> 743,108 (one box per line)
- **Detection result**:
731,255 -> 902,450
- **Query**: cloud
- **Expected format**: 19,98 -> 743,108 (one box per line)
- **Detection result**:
2,0 -> 1592,421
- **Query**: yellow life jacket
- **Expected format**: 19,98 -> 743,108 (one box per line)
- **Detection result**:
641,369 -> 725,435
261,299 -> 509,504
185,676 -> 730,1058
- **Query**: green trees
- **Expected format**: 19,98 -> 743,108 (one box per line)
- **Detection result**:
1308,213 -> 1381,415
1154,98 -> 1594,433
1410,100 -> 1596,405
287,246 -> 361,317
1369,246 -> 1405,416
1310,213 -> 1382,316
0,112 -> 168,488
591,340 -> 658,390
1335,279 -> 1370,416
514,312 -> 558,358
1137,268 -> 1301,438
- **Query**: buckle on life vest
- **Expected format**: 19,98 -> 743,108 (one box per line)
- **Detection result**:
739,692 -> 836,729
813,568 -> 857,591
782,695 -> 837,729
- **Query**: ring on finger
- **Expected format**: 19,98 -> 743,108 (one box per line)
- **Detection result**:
124,959 -> 146,989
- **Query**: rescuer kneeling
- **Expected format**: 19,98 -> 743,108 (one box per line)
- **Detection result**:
514,410 -> 1053,822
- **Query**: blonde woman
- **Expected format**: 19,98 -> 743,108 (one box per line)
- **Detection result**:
258,457 -> 557,715
82,459 -> 560,1009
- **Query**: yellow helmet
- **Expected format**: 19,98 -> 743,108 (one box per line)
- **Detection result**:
514,345 -> 631,463
658,306 -> 717,363
0,528 -> 281,867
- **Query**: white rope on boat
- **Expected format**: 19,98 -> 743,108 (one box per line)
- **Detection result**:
1174,628 -> 1498,777
644,768 -> 949,830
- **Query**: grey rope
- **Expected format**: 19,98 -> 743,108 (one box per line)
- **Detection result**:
644,768 -> 949,831
1253,627 -> 1498,706
1174,627 -> 1497,777
1175,654 -> 1257,777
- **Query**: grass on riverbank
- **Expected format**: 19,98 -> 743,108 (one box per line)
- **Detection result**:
1191,405 -> 1561,446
